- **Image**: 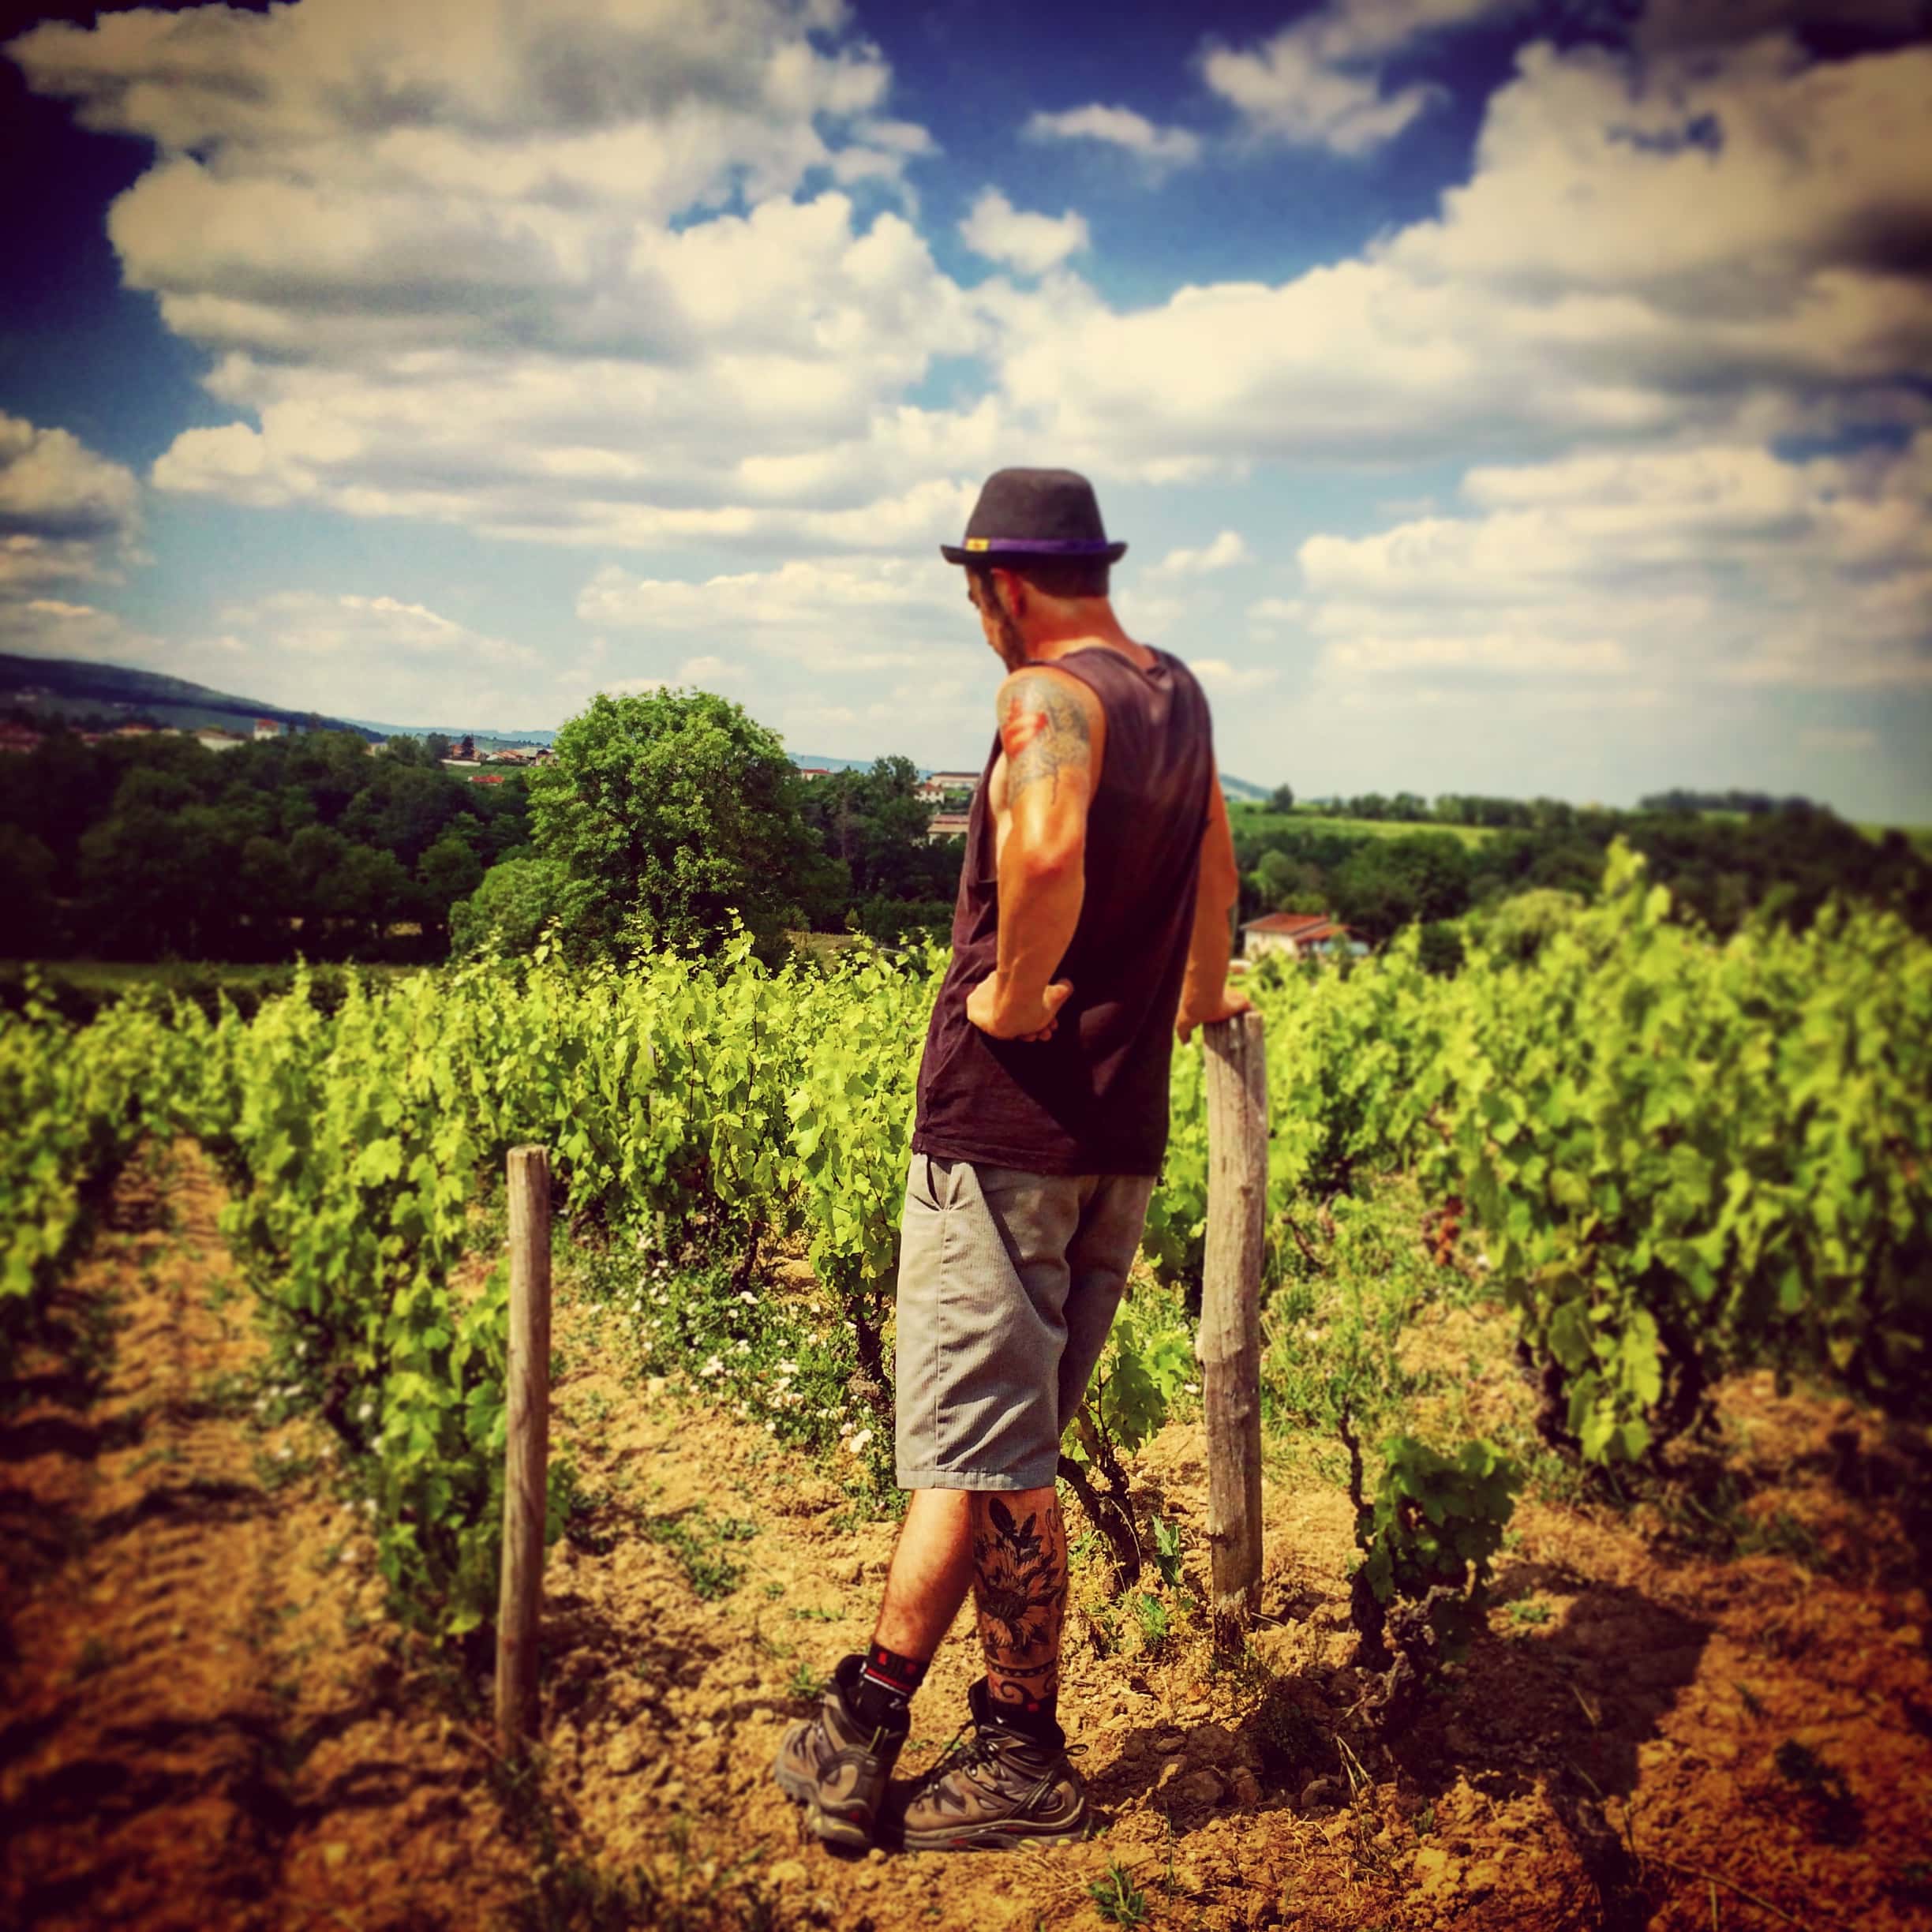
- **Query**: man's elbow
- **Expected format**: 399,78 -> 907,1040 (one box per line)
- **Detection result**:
1013,834 -> 1085,885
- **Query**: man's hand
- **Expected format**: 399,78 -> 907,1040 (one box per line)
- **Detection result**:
967,972 -> 1074,1042
1176,983 -> 1253,1045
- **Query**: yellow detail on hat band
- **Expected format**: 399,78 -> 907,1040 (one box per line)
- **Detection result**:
965,537 -> 990,551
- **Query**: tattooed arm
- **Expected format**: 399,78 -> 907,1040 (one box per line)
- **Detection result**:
964,665 -> 1103,1042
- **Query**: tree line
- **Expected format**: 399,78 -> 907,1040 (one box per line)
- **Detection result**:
0,728 -> 529,962
1233,801 -> 1932,954
5,691 -> 1926,973
0,697 -> 964,968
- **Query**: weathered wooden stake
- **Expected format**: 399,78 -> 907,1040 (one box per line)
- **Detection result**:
496,1144 -> 551,1752
1200,1009 -> 1267,1650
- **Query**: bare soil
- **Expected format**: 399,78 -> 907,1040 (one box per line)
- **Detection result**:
0,1144 -> 522,1932
4,1146 -> 1930,1932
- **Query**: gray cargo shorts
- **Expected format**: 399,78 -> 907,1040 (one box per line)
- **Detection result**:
893,1153 -> 1157,1492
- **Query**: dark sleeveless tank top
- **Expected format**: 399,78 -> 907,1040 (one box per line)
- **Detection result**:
911,646 -> 1215,1175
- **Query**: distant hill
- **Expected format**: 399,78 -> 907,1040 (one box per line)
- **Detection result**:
0,653 -> 560,748
793,752 -> 1273,796
339,717 -> 558,750
1,653 -> 375,740
2,653 -> 1276,790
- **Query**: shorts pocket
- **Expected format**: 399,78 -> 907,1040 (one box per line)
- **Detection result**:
907,1153 -> 959,1215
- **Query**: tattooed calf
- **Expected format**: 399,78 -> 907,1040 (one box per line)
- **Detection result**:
971,1496 -> 1066,1657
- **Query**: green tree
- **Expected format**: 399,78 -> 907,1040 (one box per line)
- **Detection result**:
1267,781 -> 1295,814
527,690 -> 815,960
449,855 -> 567,958
0,826 -> 57,957
795,755 -> 953,928
1332,833 -> 1473,944
417,829 -> 485,948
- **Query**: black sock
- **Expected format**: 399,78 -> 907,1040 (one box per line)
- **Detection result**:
849,1642 -> 927,1732
991,1687 -> 1060,1746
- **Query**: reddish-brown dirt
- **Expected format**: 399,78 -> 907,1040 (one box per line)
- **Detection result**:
4,1146 -> 1929,1932
0,1144 -> 521,1932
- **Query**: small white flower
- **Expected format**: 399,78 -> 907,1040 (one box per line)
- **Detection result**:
848,1429 -> 872,1454
1181,1381 -> 1200,1396
766,1421 -> 777,1436
738,1290 -> 757,1306
362,1498 -> 378,1516
356,1400 -> 376,1424
275,1443 -> 294,1461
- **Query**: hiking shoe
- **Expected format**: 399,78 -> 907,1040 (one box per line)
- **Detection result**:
772,1654 -> 907,1850
898,1679 -> 1088,1852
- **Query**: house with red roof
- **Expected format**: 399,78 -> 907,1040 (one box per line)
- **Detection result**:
1240,910 -> 1357,961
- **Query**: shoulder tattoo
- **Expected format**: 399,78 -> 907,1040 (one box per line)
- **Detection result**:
999,672 -> 1091,803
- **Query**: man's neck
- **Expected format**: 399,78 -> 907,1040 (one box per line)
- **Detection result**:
1017,602 -> 1148,666
1025,631 -> 1151,668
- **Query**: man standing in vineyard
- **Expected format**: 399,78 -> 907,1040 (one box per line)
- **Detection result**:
774,469 -> 1250,1851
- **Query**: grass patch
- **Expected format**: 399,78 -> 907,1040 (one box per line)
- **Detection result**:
1089,1857 -> 1148,1927
643,1506 -> 758,1601
571,1235 -> 890,1492
1260,1181 -> 1481,1447
1226,803 -> 1496,849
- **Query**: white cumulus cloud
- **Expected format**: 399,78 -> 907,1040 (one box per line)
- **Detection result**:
1023,103 -> 1203,170
0,414 -> 144,601
1187,657 -> 1280,691
11,0 -> 981,554
1147,530 -> 1252,577
957,189 -> 1089,276
1200,0 -> 1528,155
994,37 -> 1932,475
1297,434 -> 1932,693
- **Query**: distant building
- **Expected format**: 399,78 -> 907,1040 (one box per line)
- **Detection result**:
253,717 -> 283,741
115,722 -> 157,738
195,728 -> 248,754
467,772 -> 508,786
927,812 -> 970,844
1240,911 -> 1359,961
916,769 -> 980,804
796,765 -> 834,781
0,722 -> 43,754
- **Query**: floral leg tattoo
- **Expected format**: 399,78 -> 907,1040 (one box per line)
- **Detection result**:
970,1488 -> 1067,1713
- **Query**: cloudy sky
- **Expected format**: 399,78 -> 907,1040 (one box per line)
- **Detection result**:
2,0 -> 1929,817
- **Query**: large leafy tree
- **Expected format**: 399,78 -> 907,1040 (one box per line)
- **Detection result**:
528,690 -> 817,960
449,855 -> 566,958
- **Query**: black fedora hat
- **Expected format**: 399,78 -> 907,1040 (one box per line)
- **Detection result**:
940,467 -> 1127,566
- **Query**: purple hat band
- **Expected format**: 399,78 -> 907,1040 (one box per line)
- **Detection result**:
957,537 -> 1118,554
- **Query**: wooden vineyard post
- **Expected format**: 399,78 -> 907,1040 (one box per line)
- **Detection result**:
1200,1009 -> 1267,1651
496,1144 -> 552,1753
